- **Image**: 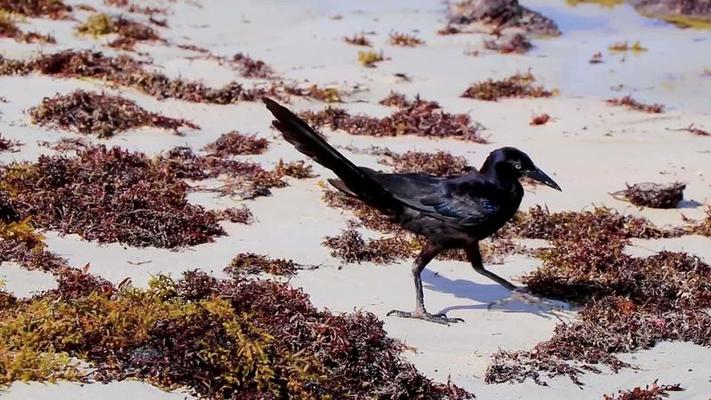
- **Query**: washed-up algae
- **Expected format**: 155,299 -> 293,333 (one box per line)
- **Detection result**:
29,90 -> 199,138
301,93 -> 486,142
484,205 -> 709,385
0,50 -> 285,104
462,72 -> 556,101
0,270 -> 473,398
611,182 -> 685,209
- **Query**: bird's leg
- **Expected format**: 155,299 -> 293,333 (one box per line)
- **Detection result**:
465,244 -> 548,307
387,242 -> 464,325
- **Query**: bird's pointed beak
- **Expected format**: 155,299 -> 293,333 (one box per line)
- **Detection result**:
526,168 -> 561,191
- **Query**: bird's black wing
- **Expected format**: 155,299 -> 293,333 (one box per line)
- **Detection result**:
365,170 -> 501,227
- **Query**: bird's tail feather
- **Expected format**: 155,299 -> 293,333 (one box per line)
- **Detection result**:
263,98 -> 401,215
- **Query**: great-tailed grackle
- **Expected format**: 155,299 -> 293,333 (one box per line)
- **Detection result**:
264,98 -> 561,324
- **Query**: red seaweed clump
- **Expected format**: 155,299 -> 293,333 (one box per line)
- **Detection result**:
0,11 -> 55,43
611,182 -> 685,209
0,146 -> 227,248
484,33 -> 532,54
485,207 -> 710,385
203,131 -> 269,157
29,90 -> 199,138
379,149 -> 473,176
603,381 -> 683,400
0,0 -> 72,19
232,53 -> 274,78
0,50 -> 283,104
449,0 -> 560,36
462,72 -> 556,101
606,96 -> 664,113
301,93 -> 486,142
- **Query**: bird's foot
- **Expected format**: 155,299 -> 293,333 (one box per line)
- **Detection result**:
387,309 -> 464,325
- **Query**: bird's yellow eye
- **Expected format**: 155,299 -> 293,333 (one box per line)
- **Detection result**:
515,164 -> 522,169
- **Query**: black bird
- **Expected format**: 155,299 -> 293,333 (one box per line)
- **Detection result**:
264,98 -> 561,324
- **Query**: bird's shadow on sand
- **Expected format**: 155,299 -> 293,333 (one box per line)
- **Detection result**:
421,269 -> 570,320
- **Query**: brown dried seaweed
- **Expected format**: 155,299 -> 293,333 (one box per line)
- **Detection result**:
29,90 -> 199,138
203,131 -> 269,157
462,72 -> 555,101
608,41 -> 648,52
344,33 -> 371,47
0,0 -> 72,19
604,381 -> 683,400
485,206 -> 710,385
0,146 -> 226,248
232,53 -> 274,79
0,10 -> 55,43
0,134 -> 21,153
611,182 -> 685,209
483,33 -> 532,54
301,94 -> 486,142
273,159 -> 316,179
389,32 -> 425,47
379,150 -> 473,176
225,253 -> 300,276
449,0 -> 560,36
529,113 -> 551,125
606,96 -> 664,113
213,206 -> 253,224
0,50 -> 284,104
669,123 -> 710,136
0,270 -> 474,398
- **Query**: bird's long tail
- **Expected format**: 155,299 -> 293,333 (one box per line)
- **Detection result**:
263,98 -> 402,215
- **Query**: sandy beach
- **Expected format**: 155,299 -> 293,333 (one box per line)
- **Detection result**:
0,0 -> 710,399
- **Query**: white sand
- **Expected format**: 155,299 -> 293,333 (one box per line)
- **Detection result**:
0,0 -> 710,398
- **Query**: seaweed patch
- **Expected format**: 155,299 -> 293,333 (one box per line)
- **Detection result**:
0,50 -> 285,104
76,13 -> 163,50
203,131 -> 269,157
483,33 -> 532,54
603,381 -> 683,400
344,33 -> 371,47
0,270 -> 473,398
462,72 -> 556,101
389,32 -> 425,47
611,182 -> 685,209
29,90 -> 199,138
606,96 -> 664,113
358,50 -> 385,67
0,0 -> 72,19
0,10 -> 56,43
301,93 -> 486,142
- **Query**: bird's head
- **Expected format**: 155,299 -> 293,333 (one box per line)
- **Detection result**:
484,147 -> 561,191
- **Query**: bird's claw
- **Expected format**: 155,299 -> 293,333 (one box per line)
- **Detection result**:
387,309 -> 464,325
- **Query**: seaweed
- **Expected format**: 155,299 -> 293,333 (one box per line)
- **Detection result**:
669,123 -> 710,136
213,206 -> 253,224
529,113 -> 551,126
566,0 -> 624,7
29,90 -> 199,138
344,33 -> 371,47
611,182 -> 685,209
449,0 -> 560,36
0,134 -> 21,153
379,91 -> 411,108
462,72 -> 556,101
483,33 -> 532,54
0,10 -> 55,43
589,51 -> 604,64
273,159 -> 316,179
286,84 -> 342,103
389,32 -> 425,47
0,271 -> 473,398
604,381 -> 683,400
358,50 -> 385,67
225,253 -> 300,277
0,146 -> 226,248
103,0 -> 164,15
232,53 -> 274,79
203,131 -> 269,157
437,25 -> 461,35
0,0 -> 72,19
688,205 -> 711,236
0,50 -> 284,104
485,204 -> 710,385
301,93 -> 486,142
608,41 -> 648,52
379,149 -> 473,176
606,96 -> 664,113
500,205 -> 678,241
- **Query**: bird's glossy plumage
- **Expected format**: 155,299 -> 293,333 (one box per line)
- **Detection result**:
264,98 -> 561,324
